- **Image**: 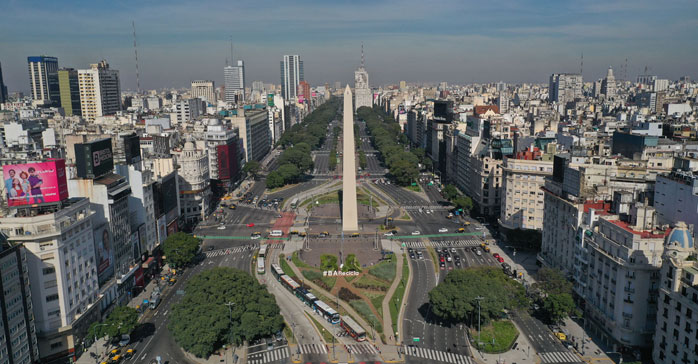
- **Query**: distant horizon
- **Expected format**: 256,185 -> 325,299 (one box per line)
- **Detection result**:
1,0 -> 696,92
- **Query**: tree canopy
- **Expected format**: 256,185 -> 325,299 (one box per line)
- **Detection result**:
357,106 -> 419,186
429,267 -> 528,325
169,267 -> 284,358
541,293 -> 576,324
88,305 -> 139,339
534,268 -> 572,296
242,160 -> 261,179
163,232 -> 201,268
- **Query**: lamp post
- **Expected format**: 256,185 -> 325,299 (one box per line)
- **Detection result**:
475,296 -> 484,348
92,323 -> 109,364
224,301 -> 236,363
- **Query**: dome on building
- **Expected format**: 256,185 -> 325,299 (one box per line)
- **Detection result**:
183,140 -> 195,151
208,118 -> 222,126
665,221 -> 694,250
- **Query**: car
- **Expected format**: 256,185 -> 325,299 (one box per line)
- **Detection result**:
451,247 -> 456,253
299,232 -> 307,237
383,231 -> 394,237
411,231 -> 421,235
493,253 -> 501,259
458,228 -> 466,233
496,256 -> 505,263
250,232 -> 261,240
438,228 -> 448,233
409,253 -> 416,259
290,230 -> 299,235
408,248 -> 414,253
207,246 -> 215,251
118,334 -> 130,347
247,223 -> 255,227
471,247 -> 477,252
439,262 -> 445,269
439,256 -> 445,263
446,256 -> 452,262
319,232 -> 329,237
454,260 -> 461,267
351,232 -> 360,238
476,250 -> 482,256
217,225 -> 226,230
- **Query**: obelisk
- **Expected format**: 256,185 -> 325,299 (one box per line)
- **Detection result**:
342,85 -> 359,231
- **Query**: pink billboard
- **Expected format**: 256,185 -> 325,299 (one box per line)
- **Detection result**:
3,160 -> 69,207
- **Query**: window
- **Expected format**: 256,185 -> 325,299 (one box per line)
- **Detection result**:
42,267 -> 55,275
45,294 -> 59,302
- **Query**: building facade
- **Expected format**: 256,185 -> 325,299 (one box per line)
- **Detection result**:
190,80 -> 215,104
0,238 -> 39,364
0,61 -> 8,104
27,56 -> 60,107
549,73 -> 582,104
280,55 -> 304,101
175,141 -> 211,226
58,68 -> 81,116
78,60 -> 122,121
224,60 -> 245,103
500,157 -> 553,230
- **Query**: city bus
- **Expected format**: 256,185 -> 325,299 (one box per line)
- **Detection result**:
340,316 -> 367,342
280,275 -> 300,293
270,263 -> 284,280
269,230 -> 283,237
296,288 -> 318,307
290,198 -> 299,209
256,257 -> 265,274
258,244 -> 268,258
313,300 -> 340,324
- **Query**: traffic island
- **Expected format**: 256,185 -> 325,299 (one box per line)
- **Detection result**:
470,320 -> 519,353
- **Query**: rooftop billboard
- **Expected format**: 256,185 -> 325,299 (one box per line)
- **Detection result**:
3,160 -> 69,207
75,138 -> 114,179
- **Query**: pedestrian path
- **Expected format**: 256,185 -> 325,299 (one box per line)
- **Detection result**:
204,245 -> 254,258
539,351 -> 583,363
402,240 -> 480,249
348,342 -> 379,355
403,345 -> 472,364
297,343 -> 327,354
247,346 -> 289,364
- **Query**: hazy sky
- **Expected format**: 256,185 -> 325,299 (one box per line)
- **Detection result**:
1,0 -> 696,92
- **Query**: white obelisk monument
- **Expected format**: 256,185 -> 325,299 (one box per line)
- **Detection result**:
342,85 -> 359,231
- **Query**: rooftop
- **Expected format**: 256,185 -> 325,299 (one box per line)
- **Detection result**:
608,219 -> 671,239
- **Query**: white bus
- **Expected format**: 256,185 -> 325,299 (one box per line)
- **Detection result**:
258,244 -> 268,258
290,198 -> 299,209
257,257 -> 265,274
270,230 -> 283,237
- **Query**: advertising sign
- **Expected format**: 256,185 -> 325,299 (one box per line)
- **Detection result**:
267,94 -> 275,107
131,229 -> 141,261
157,215 -> 167,245
75,138 -> 114,179
122,133 -> 142,165
93,224 -> 114,283
3,160 -> 69,207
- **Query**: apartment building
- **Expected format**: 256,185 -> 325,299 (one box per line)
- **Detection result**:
500,155 -> 553,230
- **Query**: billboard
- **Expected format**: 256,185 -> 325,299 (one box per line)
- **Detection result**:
216,141 -> 238,182
433,100 -> 452,123
123,133 -> 142,165
93,224 -> 114,284
157,215 -> 167,245
267,94 -> 275,107
3,160 -> 69,207
75,138 -> 114,179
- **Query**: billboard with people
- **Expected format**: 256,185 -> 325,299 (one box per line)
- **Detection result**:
3,160 -> 69,207
93,224 -> 114,284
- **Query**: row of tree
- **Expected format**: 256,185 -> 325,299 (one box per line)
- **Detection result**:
169,267 -> 284,358
329,126 -> 339,171
356,106 -> 419,186
533,268 -> 578,324
269,98 -> 340,188
442,184 -> 474,212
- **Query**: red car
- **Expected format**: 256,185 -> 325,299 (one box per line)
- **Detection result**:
247,223 -> 255,227
496,256 -> 504,263
493,253 -> 501,259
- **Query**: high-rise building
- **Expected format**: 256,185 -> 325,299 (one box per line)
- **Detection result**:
601,66 -> 616,99
58,68 -> 81,116
78,60 -> 122,121
204,118 -> 241,186
175,140 -> 211,226
548,73 -> 582,104
191,80 -> 215,104
497,91 -> 509,114
229,109 -> 271,163
280,55 -> 304,101
0,61 -> 8,104
224,60 -> 245,103
298,81 -> 311,103
653,78 -> 669,92
354,46 -> 371,110
27,56 -> 60,107
0,236 -> 39,364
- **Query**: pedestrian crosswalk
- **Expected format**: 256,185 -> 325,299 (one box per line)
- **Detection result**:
403,345 -> 472,364
297,343 -> 327,354
247,346 -> 289,364
347,342 -> 379,355
402,240 -> 480,249
204,245 -> 254,258
539,351 -> 582,363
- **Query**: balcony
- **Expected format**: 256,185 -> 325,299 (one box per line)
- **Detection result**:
624,298 -> 635,304
622,312 -> 633,318
626,272 -> 636,279
624,287 -> 635,293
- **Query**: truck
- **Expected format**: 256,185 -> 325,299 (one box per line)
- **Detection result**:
149,292 -> 161,310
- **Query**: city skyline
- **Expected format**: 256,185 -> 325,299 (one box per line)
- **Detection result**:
1,0 -> 696,92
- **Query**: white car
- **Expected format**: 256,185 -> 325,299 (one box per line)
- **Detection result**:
383,231 -> 394,236
217,225 -> 226,230
411,231 -> 421,236
438,228 -> 448,233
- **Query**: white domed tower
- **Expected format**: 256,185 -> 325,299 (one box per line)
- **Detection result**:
653,221 -> 697,363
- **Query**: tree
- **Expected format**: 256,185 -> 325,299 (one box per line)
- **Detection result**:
429,267 -> 528,325
266,171 -> 284,189
534,268 -> 572,296
169,267 -> 284,358
453,195 -> 474,212
88,306 -> 139,340
359,151 -> 367,170
390,159 -> 419,186
320,254 -> 338,271
541,293 -> 576,324
278,163 -> 300,184
163,232 -> 200,268
242,160 -> 261,179
443,184 -> 459,201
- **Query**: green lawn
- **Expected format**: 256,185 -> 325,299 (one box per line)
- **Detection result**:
368,254 -> 396,282
354,274 -> 390,291
389,255 -> 409,335
292,251 -> 312,269
306,312 -> 335,343
302,269 -> 336,290
279,256 -> 297,279
345,275 -> 357,282
405,185 -> 421,192
364,292 -> 386,319
399,213 -> 411,220
470,320 -> 519,353
350,300 -> 382,339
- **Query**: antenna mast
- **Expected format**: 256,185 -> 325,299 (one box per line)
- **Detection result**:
132,21 -> 140,94
230,36 -> 234,65
361,43 -> 365,68
580,51 -> 583,75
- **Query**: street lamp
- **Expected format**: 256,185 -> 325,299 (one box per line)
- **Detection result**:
475,296 -> 484,349
224,301 -> 236,363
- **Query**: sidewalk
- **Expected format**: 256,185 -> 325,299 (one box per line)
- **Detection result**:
381,248 -> 404,346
